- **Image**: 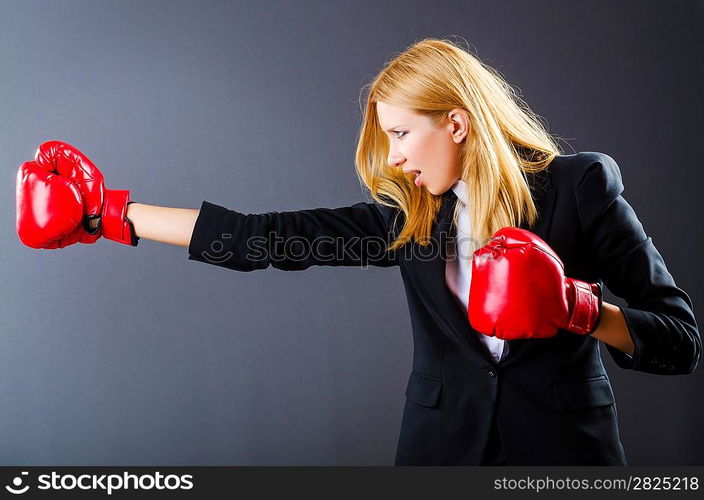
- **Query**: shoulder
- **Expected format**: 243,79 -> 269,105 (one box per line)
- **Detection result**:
550,152 -> 627,232
369,197 -> 404,234
546,151 -> 624,194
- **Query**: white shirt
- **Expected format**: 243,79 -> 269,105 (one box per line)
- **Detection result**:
444,179 -> 507,363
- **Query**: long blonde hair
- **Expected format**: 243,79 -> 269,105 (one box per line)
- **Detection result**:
355,37 -> 564,254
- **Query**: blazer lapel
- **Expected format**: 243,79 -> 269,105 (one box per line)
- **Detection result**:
403,169 -> 557,367
404,190 -> 492,366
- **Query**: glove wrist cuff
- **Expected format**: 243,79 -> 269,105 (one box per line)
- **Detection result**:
102,189 -> 139,246
565,278 -> 602,335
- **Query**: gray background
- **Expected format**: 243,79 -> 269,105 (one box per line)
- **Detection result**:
1,0 -> 702,465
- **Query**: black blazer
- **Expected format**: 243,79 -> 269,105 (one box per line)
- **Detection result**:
187,152 -> 701,465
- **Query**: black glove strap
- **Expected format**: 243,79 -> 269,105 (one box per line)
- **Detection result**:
589,281 -> 604,335
126,201 -> 140,246
83,214 -> 101,235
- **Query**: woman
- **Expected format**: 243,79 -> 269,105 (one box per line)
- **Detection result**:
16,38 -> 700,465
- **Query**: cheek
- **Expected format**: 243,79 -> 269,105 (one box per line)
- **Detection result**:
411,136 -> 438,165
426,138 -> 457,174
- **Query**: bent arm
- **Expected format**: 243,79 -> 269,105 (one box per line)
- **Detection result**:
126,203 -> 199,247
590,301 -> 634,356
574,152 -> 701,375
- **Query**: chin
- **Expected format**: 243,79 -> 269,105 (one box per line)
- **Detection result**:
426,185 -> 443,196
429,181 -> 456,196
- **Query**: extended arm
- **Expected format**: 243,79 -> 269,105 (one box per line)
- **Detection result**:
126,203 -> 199,248
185,200 -> 400,272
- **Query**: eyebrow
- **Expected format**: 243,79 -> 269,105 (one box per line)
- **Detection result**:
383,125 -> 407,132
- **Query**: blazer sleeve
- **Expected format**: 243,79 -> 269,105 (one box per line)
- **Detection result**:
186,199 -> 400,271
573,152 -> 701,375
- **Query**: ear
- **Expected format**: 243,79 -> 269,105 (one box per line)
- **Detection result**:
447,108 -> 470,144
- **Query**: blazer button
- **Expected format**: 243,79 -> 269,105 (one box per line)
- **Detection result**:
487,368 -> 497,377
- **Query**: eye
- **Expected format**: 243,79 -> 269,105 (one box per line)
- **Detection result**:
394,130 -> 407,139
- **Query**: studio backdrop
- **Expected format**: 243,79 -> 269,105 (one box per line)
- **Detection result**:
1,0 -> 702,465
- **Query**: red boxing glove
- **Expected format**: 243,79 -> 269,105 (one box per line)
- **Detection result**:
34,141 -> 138,246
16,161 -> 92,249
468,227 -> 602,339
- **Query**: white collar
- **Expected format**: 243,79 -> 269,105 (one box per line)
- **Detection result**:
450,179 -> 469,206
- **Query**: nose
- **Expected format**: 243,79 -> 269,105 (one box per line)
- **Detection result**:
387,147 -> 405,169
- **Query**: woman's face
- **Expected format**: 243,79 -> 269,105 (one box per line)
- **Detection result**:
376,101 -> 468,196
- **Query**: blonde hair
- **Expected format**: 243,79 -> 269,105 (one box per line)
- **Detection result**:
355,37 -> 564,254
